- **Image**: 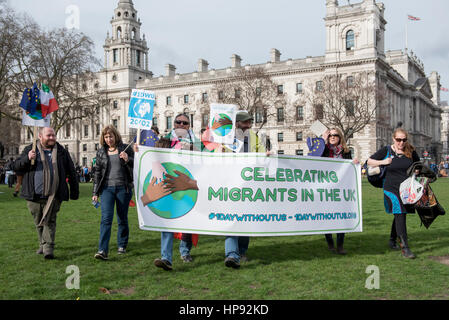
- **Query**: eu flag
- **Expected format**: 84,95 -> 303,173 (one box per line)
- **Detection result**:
19,83 -> 40,115
136,129 -> 159,147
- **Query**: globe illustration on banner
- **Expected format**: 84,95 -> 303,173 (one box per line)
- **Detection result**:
142,162 -> 198,219
211,113 -> 233,137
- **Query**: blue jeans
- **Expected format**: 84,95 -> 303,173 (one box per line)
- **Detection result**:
98,185 -> 133,253
160,233 -> 192,263
225,236 -> 250,262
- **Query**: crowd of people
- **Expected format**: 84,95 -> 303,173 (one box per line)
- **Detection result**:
4,112 -> 443,267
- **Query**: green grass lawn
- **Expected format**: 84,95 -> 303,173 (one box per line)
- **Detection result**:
1,179 -> 449,300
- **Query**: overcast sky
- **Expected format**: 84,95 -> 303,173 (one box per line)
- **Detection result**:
7,0 -> 449,102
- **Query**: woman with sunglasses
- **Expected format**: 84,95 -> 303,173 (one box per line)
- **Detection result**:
322,128 -> 358,254
367,128 -> 420,259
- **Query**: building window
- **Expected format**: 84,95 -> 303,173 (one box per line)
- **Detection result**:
347,76 -> 354,88
296,149 -> 303,156
166,96 -> 172,106
296,132 -> 303,141
136,50 -> 141,66
256,87 -> 262,97
277,132 -> 284,142
277,85 -> 284,95
316,81 -> 323,92
152,117 -> 158,127
82,144 -> 87,152
346,30 -> 355,50
202,114 -> 209,128
255,108 -> 264,124
82,157 -> 87,167
218,91 -> 224,101
183,95 -> 189,104
202,92 -> 208,103
346,100 -> 355,116
296,83 -> 303,94
66,124 -> 71,138
166,116 -> 173,130
296,106 -> 304,120
277,150 -> 284,155
84,125 -> 89,138
113,49 -> 118,64
314,104 -> 324,120
113,100 -> 118,109
96,124 -> 100,136
277,107 -> 284,122
112,119 -> 118,129
234,89 -> 241,99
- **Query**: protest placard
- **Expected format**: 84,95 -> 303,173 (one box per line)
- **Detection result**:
134,147 -> 362,236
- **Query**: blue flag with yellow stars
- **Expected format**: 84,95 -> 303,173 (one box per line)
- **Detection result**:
307,137 -> 325,157
19,83 -> 40,115
135,129 -> 159,147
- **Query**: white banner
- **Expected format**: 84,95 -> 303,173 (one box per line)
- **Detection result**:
21,110 -> 51,127
134,146 -> 362,236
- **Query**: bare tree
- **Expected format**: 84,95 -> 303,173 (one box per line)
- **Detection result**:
0,6 -> 106,134
306,72 -> 385,141
211,66 -> 287,132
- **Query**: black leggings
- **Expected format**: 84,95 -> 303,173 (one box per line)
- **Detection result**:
390,214 -> 407,239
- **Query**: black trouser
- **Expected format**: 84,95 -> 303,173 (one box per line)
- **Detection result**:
390,214 -> 407,239
325,233 -> 345,247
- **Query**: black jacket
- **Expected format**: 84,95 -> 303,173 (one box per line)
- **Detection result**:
92,142 -> 134,196
13,143 -> 79,202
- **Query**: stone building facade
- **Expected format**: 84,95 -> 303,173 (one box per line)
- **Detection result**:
19,0 -> 445,167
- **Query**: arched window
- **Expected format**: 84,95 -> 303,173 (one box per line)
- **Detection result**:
117,26 -> 122,39
132,28 -> 136,39
346,30 -> 355,50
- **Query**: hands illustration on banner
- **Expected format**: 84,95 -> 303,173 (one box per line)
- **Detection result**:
164,170 -> 199,192
141,177 -> 171,206
140,171 -> 199,206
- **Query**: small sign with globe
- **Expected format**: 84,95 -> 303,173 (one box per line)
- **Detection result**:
209,103 -> 237,145
128,89 -> 155,130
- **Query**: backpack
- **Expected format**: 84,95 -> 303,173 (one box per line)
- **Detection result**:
366,146 -> 391,188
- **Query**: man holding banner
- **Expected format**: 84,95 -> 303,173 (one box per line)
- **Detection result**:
224,110 -> 266,269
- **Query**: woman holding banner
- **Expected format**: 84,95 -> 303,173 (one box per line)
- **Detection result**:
322,128 -> 358,255
367,128 -> 420,259
92,125 -> 134,260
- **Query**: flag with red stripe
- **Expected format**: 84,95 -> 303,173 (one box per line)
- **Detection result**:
408,15 -> 421,21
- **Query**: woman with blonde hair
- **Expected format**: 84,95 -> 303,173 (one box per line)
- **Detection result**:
322,127 -> 359,254
92,125 -> 134,260
367,128 -> 420,258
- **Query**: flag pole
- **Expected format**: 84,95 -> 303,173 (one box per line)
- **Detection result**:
405,15 -> 408,51
31,125 -> 37,165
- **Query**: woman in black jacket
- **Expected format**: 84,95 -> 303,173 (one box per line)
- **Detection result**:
92,125 -> 134,260
322,128 -> 359,254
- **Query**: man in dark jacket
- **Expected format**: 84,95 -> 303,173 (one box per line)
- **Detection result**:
14,127 -> 79,259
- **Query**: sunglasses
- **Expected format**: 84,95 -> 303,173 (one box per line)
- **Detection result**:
395,138 -> 407,143
329,134 -> 340,138
175,120 -> 189,125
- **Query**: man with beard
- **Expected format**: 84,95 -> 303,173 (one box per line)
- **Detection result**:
14,127 -> 79,259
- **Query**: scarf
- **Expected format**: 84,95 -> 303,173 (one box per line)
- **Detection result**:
328,144 -> 343,159
36,141 -> 59,226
